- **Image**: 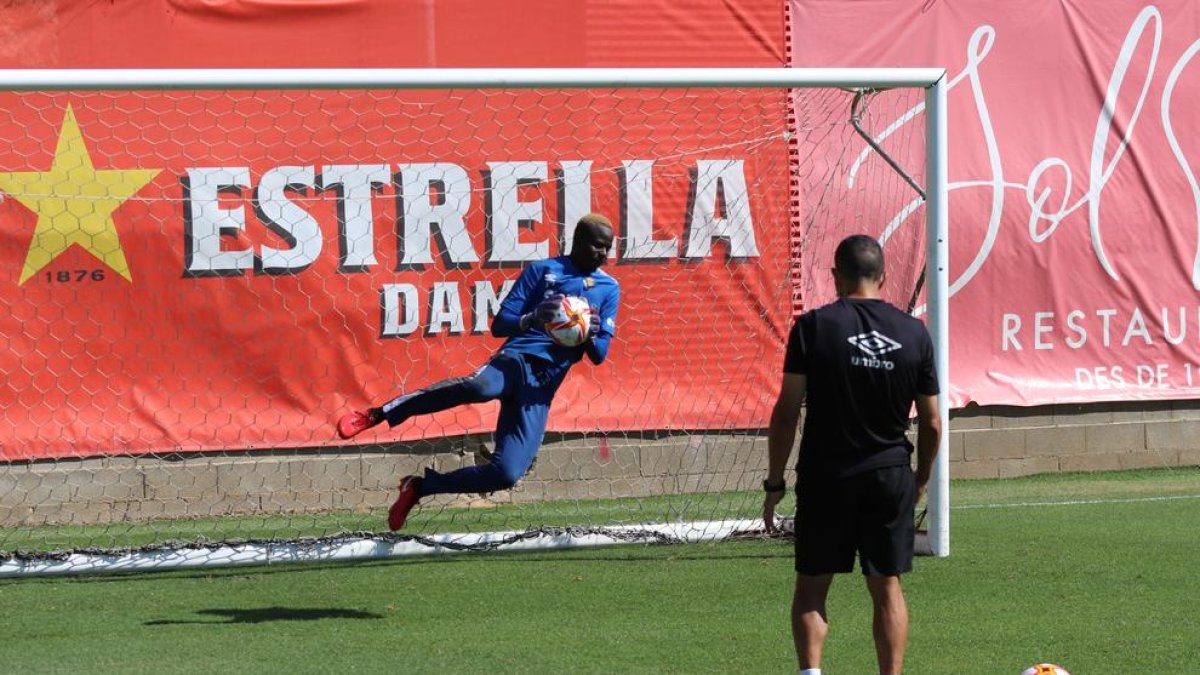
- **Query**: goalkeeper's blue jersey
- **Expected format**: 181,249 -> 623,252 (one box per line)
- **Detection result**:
492,256 -> 620,366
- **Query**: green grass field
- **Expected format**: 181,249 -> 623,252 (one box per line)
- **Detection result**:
2,467 -> 1198,674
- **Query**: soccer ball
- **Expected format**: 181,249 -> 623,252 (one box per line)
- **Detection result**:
544,295 -> 592,347
1022,665 -> 1071,675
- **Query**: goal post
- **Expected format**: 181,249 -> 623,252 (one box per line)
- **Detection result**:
0,67 -> 949,576
924,75 -> 951,558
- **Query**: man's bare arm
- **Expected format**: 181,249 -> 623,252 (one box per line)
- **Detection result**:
913,393 -> 942,500
767,373 -> 807,484
764,373 -> 806,532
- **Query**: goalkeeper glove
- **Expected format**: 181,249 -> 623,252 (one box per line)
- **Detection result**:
520,294 -> 564,331
586,305 -> 600,341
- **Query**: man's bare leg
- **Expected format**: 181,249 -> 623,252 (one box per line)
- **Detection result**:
793,573 -> 835,670
865,574 -> 908,675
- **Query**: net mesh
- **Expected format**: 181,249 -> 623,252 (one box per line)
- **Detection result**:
0,83 -> 929,572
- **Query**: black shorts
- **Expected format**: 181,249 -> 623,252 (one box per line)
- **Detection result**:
794,465 -> 916,577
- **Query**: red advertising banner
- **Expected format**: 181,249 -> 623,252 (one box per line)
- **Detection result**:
792,0 -> 1200,406
0,87 -> 795,460
0,2 -> 790,460
0,1 -> 784,70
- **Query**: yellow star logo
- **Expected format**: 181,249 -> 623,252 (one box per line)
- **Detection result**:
0,105 -> 160,284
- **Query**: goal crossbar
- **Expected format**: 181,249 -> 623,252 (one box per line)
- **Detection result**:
0,67 -> 946,91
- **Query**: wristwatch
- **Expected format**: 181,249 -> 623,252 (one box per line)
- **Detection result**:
762,479 -> 786,493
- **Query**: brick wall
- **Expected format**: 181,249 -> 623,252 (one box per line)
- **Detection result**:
950,400 -> 1200,478
3,402 -> 1199,527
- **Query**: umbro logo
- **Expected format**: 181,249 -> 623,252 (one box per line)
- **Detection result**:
848,331 -> 902,357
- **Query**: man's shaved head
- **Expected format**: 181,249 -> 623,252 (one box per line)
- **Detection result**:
834,234 -> 885,282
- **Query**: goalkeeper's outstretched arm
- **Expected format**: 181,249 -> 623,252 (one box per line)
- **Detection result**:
492,262 -> 544,338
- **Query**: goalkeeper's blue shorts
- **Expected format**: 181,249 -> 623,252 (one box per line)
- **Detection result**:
379,350 -> 570,496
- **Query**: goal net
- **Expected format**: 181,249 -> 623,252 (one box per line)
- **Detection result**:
0,69 -> 948,576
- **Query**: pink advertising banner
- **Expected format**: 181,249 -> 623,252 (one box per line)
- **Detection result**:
792,0 -> 1200,406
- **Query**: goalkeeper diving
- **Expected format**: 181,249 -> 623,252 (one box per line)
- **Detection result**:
336,213 -> 620,530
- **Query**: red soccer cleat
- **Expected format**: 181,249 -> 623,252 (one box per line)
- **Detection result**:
388,476 -> 421,531
336,408 -> 381,440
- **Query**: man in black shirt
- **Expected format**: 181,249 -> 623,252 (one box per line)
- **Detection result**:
763,234 -> 942,675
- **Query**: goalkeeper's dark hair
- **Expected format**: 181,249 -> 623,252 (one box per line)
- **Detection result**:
577,212 -> 613,233
834,234 -> 885,281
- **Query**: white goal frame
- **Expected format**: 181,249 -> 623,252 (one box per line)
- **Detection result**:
0,67 -> 950,575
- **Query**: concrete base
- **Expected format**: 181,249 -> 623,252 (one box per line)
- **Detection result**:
3,400 -> 1199,528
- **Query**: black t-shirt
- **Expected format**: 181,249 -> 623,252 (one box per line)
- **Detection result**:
783,297 -> 939,478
